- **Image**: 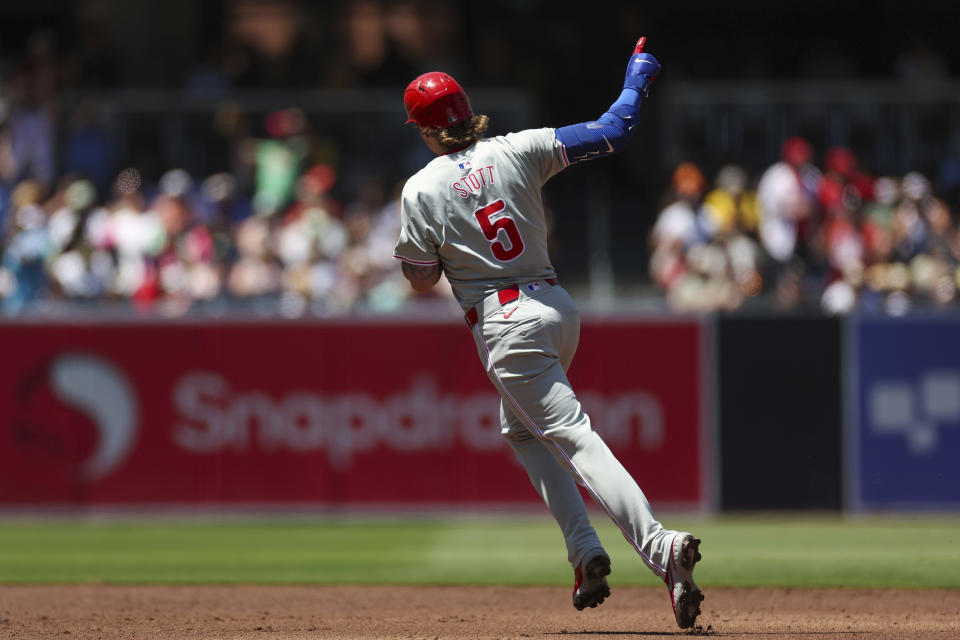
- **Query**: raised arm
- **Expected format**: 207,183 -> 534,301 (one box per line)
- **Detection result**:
554,37 -> 661,164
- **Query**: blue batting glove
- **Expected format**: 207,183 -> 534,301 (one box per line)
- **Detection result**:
623,37 -> 661,97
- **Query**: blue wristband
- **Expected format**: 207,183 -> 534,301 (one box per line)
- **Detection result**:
555,88 -> 644,164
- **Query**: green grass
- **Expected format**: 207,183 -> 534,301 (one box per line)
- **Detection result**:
0,514 -> 958,588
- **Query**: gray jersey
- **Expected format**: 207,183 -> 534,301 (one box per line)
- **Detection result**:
393,128 -> 568,309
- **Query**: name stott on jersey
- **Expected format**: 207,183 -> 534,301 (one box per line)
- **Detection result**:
394,128 -> 568,310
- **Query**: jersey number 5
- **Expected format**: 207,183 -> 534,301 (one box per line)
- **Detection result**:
474,199 -> 525,262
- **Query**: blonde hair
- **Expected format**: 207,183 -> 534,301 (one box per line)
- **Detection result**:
422,114 -> 490,151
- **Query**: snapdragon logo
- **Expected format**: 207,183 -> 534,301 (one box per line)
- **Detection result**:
869,370 -> 960,455
172,373 -> 665,469
13,353 -> 139,480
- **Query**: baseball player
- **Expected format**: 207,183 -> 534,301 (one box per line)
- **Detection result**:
393,38 -> 704,629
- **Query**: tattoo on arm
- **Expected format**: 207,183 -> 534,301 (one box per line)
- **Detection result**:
402,261 -> 440,280
401,261 -> 442,291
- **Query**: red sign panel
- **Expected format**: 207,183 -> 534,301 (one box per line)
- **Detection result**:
0,318 -> 706,508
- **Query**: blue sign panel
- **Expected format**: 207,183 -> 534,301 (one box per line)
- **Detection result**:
851,316 -> 960,510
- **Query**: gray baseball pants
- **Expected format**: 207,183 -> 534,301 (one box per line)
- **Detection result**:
468,280 -> 677,578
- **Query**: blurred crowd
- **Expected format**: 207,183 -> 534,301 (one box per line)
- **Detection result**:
0,159 -> 438,316
0,108 -> 477,317
0,1 -> 958,316
650,138 -> 960,314
4,150 -> 463,317
0,2 -> 467,317
9,128 -> 959,317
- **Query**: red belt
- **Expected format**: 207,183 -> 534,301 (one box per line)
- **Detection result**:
465,278 -> 557,328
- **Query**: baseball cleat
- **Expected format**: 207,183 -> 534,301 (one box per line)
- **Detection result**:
572,553 -> 612,610
665,533 -> 704,629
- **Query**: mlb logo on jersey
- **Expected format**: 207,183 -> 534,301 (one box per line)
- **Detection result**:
526,282 -> 542,293
458,161 -> 472,171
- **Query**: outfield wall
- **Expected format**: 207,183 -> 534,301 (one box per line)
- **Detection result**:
846,316 -> 960,511
0,317 -> 708,511
716,316 -> 844,511
1,314 -> 957,512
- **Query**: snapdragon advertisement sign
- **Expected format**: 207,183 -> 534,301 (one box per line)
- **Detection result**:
0,318 -> 707,509
849,316 -> 960,510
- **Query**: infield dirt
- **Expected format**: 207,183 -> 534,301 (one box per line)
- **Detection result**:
1,585 -> 958,639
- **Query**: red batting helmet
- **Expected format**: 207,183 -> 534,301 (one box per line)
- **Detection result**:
403,72 -> 473,129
